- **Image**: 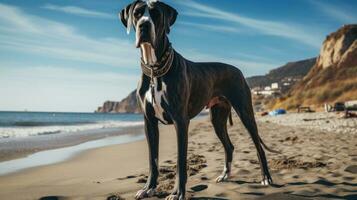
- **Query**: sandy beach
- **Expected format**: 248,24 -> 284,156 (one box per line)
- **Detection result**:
0,113 -> 356,200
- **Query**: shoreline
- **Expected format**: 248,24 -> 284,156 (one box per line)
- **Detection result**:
0,132 -> 145,176
0,125 -> 144,162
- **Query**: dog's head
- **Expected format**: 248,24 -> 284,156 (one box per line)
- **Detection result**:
120,0 -> 177,65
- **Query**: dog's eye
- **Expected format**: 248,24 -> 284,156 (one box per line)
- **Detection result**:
134,11 -> 142,18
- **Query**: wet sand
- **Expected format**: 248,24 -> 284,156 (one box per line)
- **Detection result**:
0,126 -> 144,162
0,114 -> 356,200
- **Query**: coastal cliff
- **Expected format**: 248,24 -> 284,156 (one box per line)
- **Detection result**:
270,24 -> 357,109
96,90 -> 140,113
315,24 -> 357,69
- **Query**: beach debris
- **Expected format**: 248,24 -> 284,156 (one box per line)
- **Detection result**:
261,111 -> 269,116
344,110 -> 357,118
269,109 -> 286,116
297,106 -> 315,113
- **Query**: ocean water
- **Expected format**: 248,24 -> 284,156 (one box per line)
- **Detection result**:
0,111 -> 144,138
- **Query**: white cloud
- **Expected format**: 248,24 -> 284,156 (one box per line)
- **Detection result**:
0,3 -> 138,68
42,4 -> 114,19
309,1 -> 357,23
176,0 -> 323,48
178,21 -> 243,33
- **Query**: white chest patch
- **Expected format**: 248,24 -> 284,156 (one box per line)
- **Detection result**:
144,78 -> 168,124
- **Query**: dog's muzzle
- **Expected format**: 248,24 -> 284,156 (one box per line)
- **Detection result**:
140,42 -> 157,66
137,20 -> 157,65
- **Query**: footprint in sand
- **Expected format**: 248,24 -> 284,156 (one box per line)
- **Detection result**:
39,197 -> 68,200
344,165 -> 357,174
137,177 -> 147,183
107,195 -> 125,200
125,175 -> 136,179
329,172 -> 342,177
136,154 -> 208,199
237,169 -> 251,175
343,176 -> 355,181
164,160 -> 174,164
190,184 -> 208,192
214,192 -> 228,197
201,176 -> 209,180
249,160 -> 259,165
292,175 -> 300,179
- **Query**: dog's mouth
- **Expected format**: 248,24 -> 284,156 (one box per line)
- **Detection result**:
140,42 -> 157,65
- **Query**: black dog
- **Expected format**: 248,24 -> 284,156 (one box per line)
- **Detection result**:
120,1 -> 277,199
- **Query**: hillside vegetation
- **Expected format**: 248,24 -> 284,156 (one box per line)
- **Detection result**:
246,58 -> 316,88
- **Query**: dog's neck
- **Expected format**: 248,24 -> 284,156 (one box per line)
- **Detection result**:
140,36 -> 170,66
154,36 -> 170,61
140,36 -> 174,78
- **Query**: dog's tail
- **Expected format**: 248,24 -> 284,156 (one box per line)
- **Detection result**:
228,111 -> 233,126
259,136 -> 281,154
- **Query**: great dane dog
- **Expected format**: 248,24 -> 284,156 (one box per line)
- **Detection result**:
120,1 -> 277,199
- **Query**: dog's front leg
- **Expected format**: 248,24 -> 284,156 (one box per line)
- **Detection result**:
166,118 -> 189,200
135,115 -> 159,199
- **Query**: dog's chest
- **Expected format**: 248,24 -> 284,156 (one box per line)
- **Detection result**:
143,78 -> 169,124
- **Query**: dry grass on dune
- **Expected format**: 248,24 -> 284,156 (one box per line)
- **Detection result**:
268,65 -> 357,110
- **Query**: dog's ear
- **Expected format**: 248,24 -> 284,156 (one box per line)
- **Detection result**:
120,1 -> 139,34
159,2 -> 178,34
119,3 -> 131,28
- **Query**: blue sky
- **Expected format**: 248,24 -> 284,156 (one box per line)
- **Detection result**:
0,0 -> 356,112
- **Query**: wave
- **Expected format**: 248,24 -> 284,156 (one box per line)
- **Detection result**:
0,121 -> 93,127
0,121 -> 144,139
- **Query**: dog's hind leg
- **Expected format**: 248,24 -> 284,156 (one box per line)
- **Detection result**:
229,84 -> 273,186
210,101 -> 234,183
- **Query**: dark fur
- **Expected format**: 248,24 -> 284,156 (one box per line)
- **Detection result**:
120,1 -> 274,199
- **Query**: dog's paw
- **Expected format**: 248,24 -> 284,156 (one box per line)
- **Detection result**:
261,176 -> 273,186
165,194 -> 185,200
215,171 -> 230,183
135,188 -> 156,199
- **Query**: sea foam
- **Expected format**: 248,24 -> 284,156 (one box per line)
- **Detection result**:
0,121 -> 144,138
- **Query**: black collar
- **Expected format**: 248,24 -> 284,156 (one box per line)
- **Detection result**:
140,45 -> 174,78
